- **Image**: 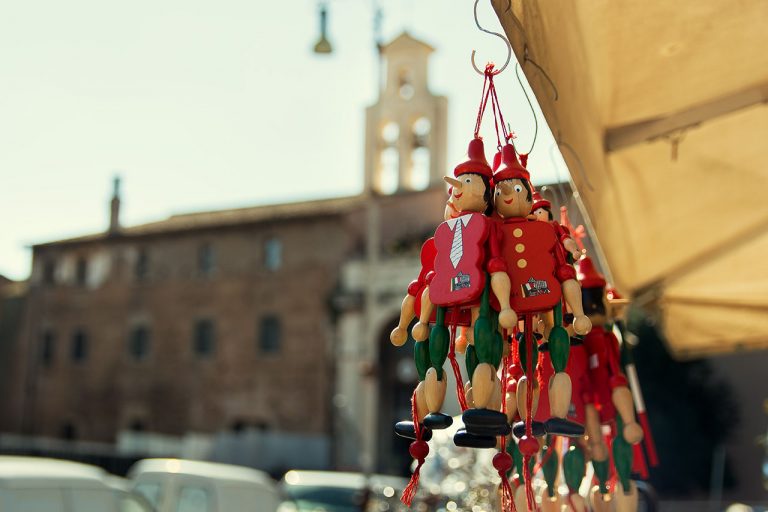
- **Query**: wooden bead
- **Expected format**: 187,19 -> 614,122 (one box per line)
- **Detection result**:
548,372 -> 572,418
516,376 -> 540,420
471,363 -> 495,409
613,481 -> 638,512
424,368 -> 447,413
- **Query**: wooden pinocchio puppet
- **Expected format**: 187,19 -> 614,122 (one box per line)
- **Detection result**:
491,143 -> 592,510
390,196 -> 456,441
576,256 -> 643,509
530,190 -> 582,261
492,144 -> 591,437
405,137 -> 517,434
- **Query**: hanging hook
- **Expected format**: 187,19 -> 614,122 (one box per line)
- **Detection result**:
515,62 -> 538,155
471,0 -> 512,76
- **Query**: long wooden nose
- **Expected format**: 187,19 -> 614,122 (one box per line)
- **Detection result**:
444,176 -> 462,189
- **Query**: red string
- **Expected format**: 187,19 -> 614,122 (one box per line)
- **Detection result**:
498,354 -> 516,512
401,390 -> 427,506
473,66 -> 494,139
523,315 -> 536,511
490,80 -> 510,143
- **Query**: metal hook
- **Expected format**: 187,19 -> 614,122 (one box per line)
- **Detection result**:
515,62 -> 538,155
471,0 -> 512,76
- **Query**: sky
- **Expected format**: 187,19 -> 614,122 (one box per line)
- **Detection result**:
0,0 -> 572,281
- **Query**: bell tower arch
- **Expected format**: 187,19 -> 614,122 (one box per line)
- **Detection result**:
364,32 -> 448,194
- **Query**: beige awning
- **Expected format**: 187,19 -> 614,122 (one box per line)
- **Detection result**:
492,0 -> 768,357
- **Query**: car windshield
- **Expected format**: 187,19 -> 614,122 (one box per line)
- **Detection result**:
284,485 -> 364,512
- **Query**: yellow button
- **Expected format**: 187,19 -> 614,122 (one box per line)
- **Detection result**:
513,228 -> 523,237
517,259 -> 527,268
515,243 -> 525,253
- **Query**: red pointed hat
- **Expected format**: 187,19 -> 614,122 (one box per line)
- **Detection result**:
454,138 -> 492,179
577,256 -> 606,289
492,143 -> 530,183
531,190 -> 551,211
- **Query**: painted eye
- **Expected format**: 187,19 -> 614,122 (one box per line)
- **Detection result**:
465,178 -> 471,184
495,189 -> 501,196
514,185 -> 523,193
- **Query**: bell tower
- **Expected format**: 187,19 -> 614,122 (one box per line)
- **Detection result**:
364,32 -> 448,194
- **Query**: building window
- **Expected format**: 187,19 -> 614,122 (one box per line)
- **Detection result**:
71,329 -> 88,362
193,319 -> 215,357
198,243 -> 215,276
264,238 -> 282,271
259,315 -> 281,354
42,259 -> 56,285
40,330 -> 55,367
135,248 -> 149,281
129,325 -> 151,360
75,257 -> 88,286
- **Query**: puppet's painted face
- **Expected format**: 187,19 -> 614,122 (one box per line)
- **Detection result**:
494,179 -> 532,218
532,207 -> 550,222
444,174 -> 487,213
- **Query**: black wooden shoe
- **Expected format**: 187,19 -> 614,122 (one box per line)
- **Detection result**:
544,417 -> 585,437
394,421 -> 433,441
453,428 -> 496,449
512,420 -> 547,438
423,412 -> 453,430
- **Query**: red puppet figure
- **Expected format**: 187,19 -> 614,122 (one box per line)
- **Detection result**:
403,138 -> 516,435
491,143 -> 592,440
530,191 -> 582,261
576,256 -> 644,503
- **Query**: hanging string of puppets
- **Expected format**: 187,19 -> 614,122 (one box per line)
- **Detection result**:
389,2 -> 658,511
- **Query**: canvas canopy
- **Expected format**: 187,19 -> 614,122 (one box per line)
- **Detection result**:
492,0 -> 768,357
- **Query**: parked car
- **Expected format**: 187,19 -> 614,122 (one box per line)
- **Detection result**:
129,458 -> 280,512
0,455 -> 153,512
279,470 -> 410,512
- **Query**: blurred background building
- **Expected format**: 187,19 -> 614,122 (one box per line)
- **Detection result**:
0,4 -> 766,506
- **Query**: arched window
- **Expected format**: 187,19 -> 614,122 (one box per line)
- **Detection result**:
198,243 -> 215,276
129,325 -> 151,360
264,238 -> 282,271
193,319 -> 215,357
135,248 -> 149,281
259,315 -> 282,354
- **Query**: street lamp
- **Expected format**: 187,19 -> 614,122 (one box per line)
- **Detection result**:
312,4 -> 333,54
